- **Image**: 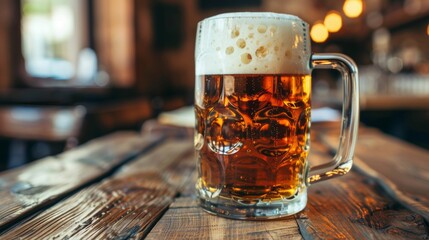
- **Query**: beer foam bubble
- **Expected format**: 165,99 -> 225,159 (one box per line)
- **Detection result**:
196,12 -> 311,75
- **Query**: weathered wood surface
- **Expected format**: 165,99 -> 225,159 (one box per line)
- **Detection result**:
0,131 -> 160,230
1,125 -> 429,239
298,174 -> 429,240
0,140 -> 195,239
147,197 -> 303,240
322,126 -> 429,222
147,140 -> 428,239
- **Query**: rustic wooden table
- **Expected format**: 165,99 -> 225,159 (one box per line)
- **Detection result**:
0,121 -> 428,239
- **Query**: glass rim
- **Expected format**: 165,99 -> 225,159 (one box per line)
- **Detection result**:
201,12 -> 306,24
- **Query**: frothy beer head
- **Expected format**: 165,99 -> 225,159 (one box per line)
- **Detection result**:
196,12 -> 311,75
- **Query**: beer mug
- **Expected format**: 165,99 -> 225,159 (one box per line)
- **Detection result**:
194,12 -> 359,219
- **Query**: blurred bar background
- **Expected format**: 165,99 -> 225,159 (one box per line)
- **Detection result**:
0,0 -> 428,170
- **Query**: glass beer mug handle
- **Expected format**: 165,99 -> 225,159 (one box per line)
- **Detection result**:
308,53 -> 359,184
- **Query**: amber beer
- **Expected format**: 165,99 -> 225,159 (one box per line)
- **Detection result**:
195,12 -> 359,219
195,73 -> 310,202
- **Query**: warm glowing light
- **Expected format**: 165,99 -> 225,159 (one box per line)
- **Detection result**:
427,23 -> 429,36
343,0 -> 363,18
324,11 -> 343,33
310,23 -> 329,43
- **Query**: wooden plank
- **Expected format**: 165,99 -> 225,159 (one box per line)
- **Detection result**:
0,140 -> 195,239
298,173 -> 429,240
298,139 -> 429,239
3,124 -> 428,239
179,169 -> 198,197
147,197 -> 303,240
322,127 -> 429,222
150,128 -> 427,239
0,131 -> 160,230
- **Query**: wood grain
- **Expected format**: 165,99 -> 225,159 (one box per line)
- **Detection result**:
147,197 -> 303,240
2,124 -> 428,239
0,140 -> 195,239
322,128 -> 429,222
292,128 -> 429,239
0,131 -> 160,230
298,173 -> 428,240
150,128 -> 428,240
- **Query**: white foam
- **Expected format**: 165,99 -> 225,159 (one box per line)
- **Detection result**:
195,12 -> 311,75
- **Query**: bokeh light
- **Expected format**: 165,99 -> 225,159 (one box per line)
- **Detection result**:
343,0 -> 363,18
324,11 -> 343,33
310,22 -> 329,43
427,23 -> 429,36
